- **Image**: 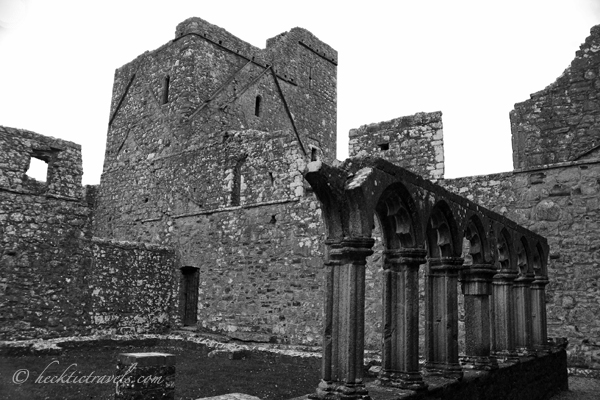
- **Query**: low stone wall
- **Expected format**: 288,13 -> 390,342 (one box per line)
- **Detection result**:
89,238 -> 179,335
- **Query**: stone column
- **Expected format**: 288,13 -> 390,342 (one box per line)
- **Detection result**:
378,248 -> 427,390
459,263 -> 498,370
531,269 -> 550,353
424,257 -> 464,379
514,271 -> 535,356
491,269 -> 519,363
313,237 -> 374,400
115,352 -> 175,400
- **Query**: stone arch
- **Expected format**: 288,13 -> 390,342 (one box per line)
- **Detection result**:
533,241 -> 548,277
426,200 -> 460,259
516,236 -> 533,277
496,228 -> 514,272
375,182 -> 421,250
463,214 -> 489,265
514,235 -> 535,355
373,181 -> 428,389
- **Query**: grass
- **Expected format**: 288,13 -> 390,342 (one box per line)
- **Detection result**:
0,343 -> 321,399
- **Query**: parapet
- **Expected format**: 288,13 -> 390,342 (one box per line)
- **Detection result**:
0,126 -> 83,199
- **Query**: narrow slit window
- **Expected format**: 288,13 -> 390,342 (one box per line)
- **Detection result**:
161,75 -> 170,105
311,148 -> 318,161
254,95 -> 262,117
231,155 -> 247,206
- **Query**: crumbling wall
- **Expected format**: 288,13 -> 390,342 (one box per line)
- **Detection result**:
0,126 -> 179,340
511,25 -> 600,169
0,126 -> 94,339
348,111 -> 444,181
441,160 -> 600,370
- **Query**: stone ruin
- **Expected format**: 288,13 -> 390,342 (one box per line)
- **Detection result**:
1,15 -> 599,398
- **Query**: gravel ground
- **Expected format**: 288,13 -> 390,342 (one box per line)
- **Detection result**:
550,377 -> 600,400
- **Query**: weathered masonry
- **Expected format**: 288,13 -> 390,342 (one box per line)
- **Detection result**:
0,15 -> 584,383
304,157 -> 551,398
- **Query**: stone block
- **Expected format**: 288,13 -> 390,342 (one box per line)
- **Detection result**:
115,352 -> 175,400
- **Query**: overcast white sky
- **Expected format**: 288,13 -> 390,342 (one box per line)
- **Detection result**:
1,0 -> 599,184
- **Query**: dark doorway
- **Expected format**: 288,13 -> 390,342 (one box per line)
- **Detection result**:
180,266 -> 199,326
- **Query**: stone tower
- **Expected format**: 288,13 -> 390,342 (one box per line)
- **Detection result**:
94,17 -> 337,241
92,18 -> 337,342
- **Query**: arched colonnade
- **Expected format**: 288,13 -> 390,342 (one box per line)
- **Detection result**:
304,157 -> 550,399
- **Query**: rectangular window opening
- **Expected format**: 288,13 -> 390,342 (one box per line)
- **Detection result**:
26,156 -> 48,182
378,143 -> 390,151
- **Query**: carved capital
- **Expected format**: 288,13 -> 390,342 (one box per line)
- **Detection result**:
383,248 -> 426,270
428,256 -> 465,273
326,237 -> 375,265
460,263 -> 496,295
492,268 -> 518,284
531,272 -> 549,288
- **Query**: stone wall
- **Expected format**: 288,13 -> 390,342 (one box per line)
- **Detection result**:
0,126 -> 179,340
441,159 -> 600,370
349,111 -> 444,181
511,25 -> 600,169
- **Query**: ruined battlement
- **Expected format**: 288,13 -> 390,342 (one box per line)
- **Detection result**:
0,126 -> 83,199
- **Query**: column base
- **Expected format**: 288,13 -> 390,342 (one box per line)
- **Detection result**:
377,369 -> 428,391
534,344 -> 552,355
309,380 -> 371,400
460,355 -> 499,371
516,346 -> 538,358
423,362 -> 463,380
492,350 -> 520,364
